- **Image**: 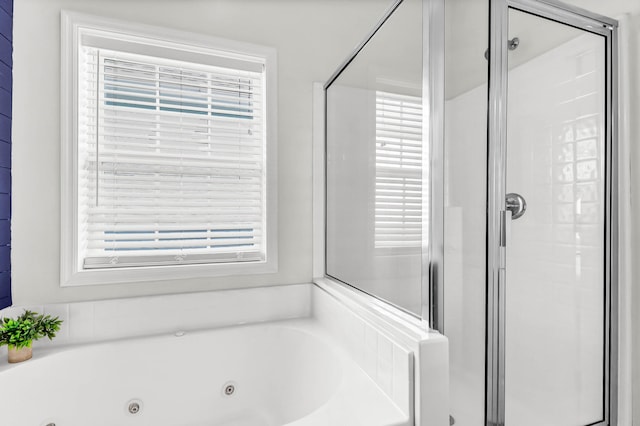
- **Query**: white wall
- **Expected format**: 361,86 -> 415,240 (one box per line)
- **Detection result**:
10,0 -> 391,305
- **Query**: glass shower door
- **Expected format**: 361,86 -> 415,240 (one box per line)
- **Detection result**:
501,6 -> 610,426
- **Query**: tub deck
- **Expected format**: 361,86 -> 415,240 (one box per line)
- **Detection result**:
0,318 -> 411,426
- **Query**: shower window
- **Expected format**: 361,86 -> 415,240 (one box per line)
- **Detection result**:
325,0 -> 432,317
60,12 -> 277,286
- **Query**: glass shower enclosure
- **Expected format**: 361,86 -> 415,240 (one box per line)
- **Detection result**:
486,2 -> 617,425
325,0 -> 441,319
323,0 -> 617,425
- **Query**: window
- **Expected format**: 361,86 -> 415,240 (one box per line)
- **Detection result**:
61,12 -> 277,286
374,91 -> 423,250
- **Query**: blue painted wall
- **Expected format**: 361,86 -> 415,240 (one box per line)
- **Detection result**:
0,0 -> 12,310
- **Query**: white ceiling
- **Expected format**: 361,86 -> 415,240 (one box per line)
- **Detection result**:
79,0 -> 640,100
445,0 -> 640,99
564,0 -> 640,17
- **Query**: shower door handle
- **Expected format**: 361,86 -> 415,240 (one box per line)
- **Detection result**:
499,193 -> 525,268
506,193 -> 527,220
499,210 -> 511,270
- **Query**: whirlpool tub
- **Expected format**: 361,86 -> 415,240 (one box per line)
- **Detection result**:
0,319 -> 411,426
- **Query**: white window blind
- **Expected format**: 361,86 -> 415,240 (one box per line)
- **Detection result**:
375,91 -> 424,249
78,46 -> 267,269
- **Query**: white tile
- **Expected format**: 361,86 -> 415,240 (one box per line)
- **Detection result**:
92,299 -> 124,320
363,325 -> 378,381
376,334 -> 393,395
311,290 -> 330,324
315,294 -> 340,336
1,305 -> 43,319
112,297 -> 150,318
180,306 -> 223,330
68,302 -> 95,342
0,306 -> 24,319
392,345 -> 413,415
418,335 -> 450,426
146,292 -> 188,314
348,315 -> 366,367
92,307 -> 128,341
42,304 -> 70,344
333,304 -> 350,349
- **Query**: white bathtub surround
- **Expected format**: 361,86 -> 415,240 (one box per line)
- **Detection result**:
0,282 -> 449,426
0,320 -> 409,426
0,284 -> 312,349
313,279 -> 450,426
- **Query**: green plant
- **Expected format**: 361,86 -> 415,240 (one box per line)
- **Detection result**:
0,310 -> 63,349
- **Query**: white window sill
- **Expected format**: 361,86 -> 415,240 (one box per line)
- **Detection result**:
62,259 -> 277,287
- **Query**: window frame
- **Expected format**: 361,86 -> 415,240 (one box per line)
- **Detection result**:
61,11 -> 278,286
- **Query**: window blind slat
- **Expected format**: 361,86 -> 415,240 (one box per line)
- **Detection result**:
87,223 -> 263,232
376,137 -> 423,148
87,188 -> 262,199
83,161 -> 263,175
80,173 -> 262,186
88,237 -> 259,250
82,182 -> 262,193
83,133 -> 263,150
82,106 -> 265,127
83,251 -> 264,269
87,229 -> 261,240
82,48 -> 263,76
86,149 -> 263,166
86,96 -> 264,118
85,142 -> 263,158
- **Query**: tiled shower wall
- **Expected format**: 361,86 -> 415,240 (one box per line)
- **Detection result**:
505,31 -> 605,425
